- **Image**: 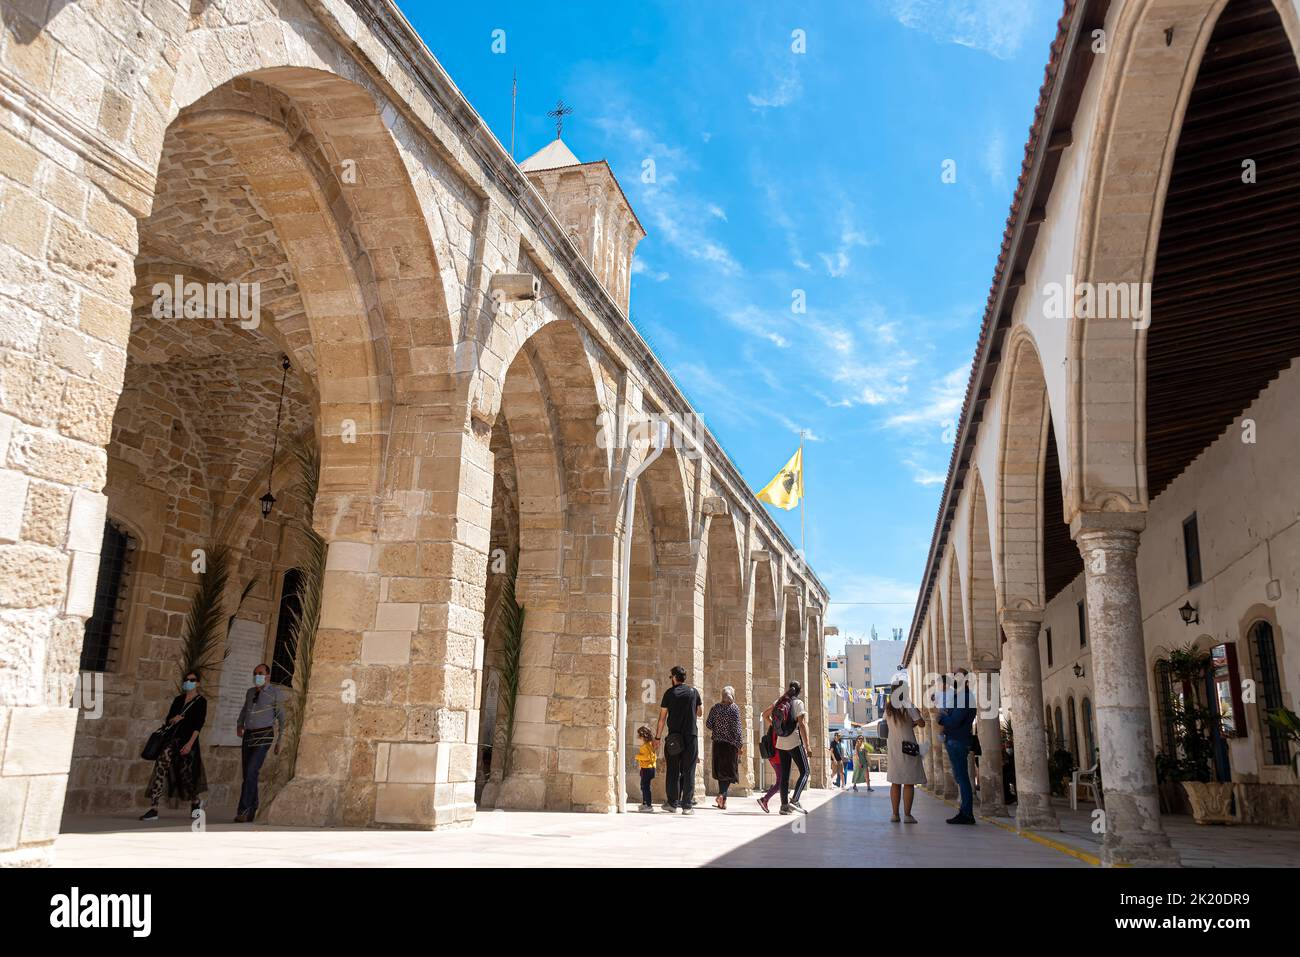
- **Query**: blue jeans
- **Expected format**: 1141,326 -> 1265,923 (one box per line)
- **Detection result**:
946,739 -> 973,817
238,733 -> 273,815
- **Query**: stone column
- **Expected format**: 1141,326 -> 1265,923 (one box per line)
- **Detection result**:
977,670 -> 1008,815
267,422 -> 490,830
924,715 -> 941,791
806,609 -> 828,789
1073,513 -> 1178,866
1001,613 -> 1059,830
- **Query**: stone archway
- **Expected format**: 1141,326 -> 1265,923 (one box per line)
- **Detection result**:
622,444 -> 696,805
478,314 -> 616,812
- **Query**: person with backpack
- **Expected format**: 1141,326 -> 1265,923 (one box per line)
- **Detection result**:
655,665 -> 703,814
754,718 -> 784,813
769,680 -> 811,814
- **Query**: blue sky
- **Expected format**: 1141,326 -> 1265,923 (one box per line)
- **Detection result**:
405,0 -> 1062,652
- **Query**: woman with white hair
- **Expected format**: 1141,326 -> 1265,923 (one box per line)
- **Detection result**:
705,686 -> 744,810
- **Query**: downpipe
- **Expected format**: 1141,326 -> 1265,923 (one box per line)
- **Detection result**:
615,419 -> 668,813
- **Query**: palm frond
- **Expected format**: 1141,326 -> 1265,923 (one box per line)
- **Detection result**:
179,544 -> 233,689
493,554 -> 525,776
282,437 -> 325,775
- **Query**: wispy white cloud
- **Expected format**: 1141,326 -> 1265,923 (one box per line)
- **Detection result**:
720,302 -> 792,349
747,55 -> 803,109
588,94 -> 741,274
819,568 -> 919,646
774,413 -> 822,442
885,364 -> 968,434
902,456 -> 948,486
817,205 -> 875,278
886,0 -> 1035,60
980,127 -> 1008,188
631,256 -> 670,282
754,169 -> 812,271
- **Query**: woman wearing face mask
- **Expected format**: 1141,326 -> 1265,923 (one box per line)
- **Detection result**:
140,670 -> 208,821
235,663 -> 284,822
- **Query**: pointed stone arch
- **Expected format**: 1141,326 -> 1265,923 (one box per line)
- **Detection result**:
967,469 -> 1000,669
998,328 -> 1054,613
946,553 -> 970,671
1068,0 -> 1235,514
481,316 -> 618,812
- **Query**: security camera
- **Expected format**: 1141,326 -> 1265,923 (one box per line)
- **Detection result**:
489,273 -> 542,304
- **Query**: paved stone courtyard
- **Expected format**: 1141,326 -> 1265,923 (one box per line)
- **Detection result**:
54,772 -> 1300,868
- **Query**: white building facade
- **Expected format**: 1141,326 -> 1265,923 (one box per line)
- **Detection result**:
902,0 -> 1300,866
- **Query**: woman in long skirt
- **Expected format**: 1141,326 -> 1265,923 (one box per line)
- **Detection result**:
705,686 -> 744,810
140,670 -> 208,821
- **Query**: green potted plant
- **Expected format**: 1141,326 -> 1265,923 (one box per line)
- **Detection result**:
1162,645 -> 1235,824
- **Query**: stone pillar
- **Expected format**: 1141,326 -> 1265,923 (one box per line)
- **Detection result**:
1001,613 -> 1059,830
267,423 -> 490,830
925,719 -> 941,791
977,670 -> 1008,815
1073,513 -> 1178,866
806,609 -> 828,789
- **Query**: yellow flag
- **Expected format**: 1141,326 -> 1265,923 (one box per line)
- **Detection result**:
756,447 -> 803,511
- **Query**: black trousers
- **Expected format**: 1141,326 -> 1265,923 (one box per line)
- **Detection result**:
664,736 -> 698,807
779,744 -> 810,807
639,767 -> 655,806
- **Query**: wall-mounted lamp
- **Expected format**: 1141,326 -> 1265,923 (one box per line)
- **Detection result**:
1179,601 -> 1199,626
1072,663 -> 1085,679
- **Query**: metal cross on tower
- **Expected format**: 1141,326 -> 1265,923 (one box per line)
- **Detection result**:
547,98 -> 573,138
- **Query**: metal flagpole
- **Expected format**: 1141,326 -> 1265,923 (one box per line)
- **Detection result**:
799,429 -> 806,559
510,70 -> 517,160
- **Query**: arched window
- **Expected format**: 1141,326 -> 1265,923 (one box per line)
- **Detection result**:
1054,705 -> 1066,752
1248,621 -> 1289,766
80,520 -> 135,673
1082,697 -> 1096,764
271,568 -> 303,686
1067,696 -> 1080,765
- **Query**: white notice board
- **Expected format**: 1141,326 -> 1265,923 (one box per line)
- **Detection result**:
212,617 -> 267,747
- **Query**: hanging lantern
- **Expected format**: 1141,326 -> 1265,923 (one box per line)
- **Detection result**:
261,355 -> 290,521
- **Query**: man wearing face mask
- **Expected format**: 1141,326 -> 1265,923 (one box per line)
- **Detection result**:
235,663 -> 284,822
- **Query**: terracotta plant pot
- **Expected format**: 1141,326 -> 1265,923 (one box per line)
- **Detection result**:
1181,781 -> 1236,824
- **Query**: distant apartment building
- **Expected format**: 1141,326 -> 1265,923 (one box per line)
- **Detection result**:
843,639 -> 905,724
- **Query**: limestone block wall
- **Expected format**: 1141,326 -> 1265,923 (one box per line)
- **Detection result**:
0,0 -> 829,863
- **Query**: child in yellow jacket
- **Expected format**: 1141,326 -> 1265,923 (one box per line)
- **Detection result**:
635,725 -> 657,812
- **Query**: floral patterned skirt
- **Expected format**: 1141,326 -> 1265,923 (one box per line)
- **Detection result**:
146,738 -> 208,806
